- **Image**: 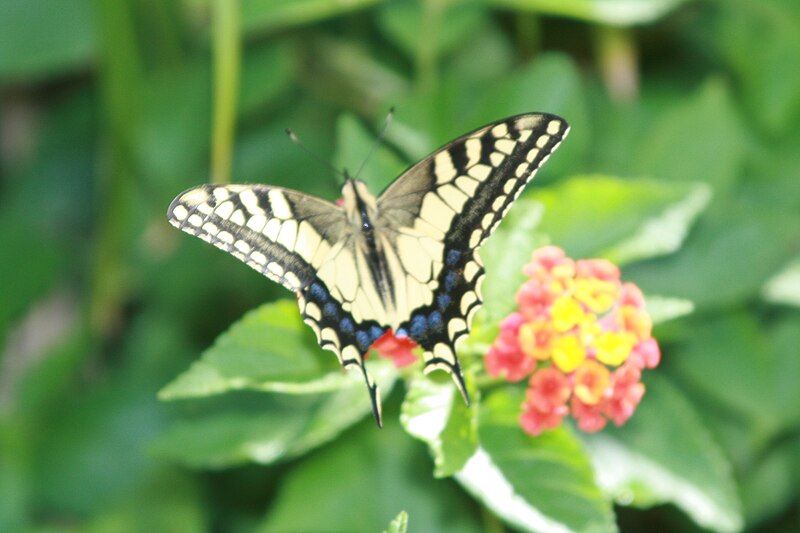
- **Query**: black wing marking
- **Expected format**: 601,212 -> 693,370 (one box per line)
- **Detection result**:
167,184 -> 387,426
380,113 -> 570,401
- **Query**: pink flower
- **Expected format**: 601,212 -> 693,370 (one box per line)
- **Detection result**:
520,403 -> 568,436
486,313 -> 536,381
629,338 -> 661,369
526,367 -> 571,412
517,280 -> 556,319
619,282 -> 646,309
604,364 -> 646,425
576,258 -> 620,283
571,397 -> 607,433
372,330 -> 418,368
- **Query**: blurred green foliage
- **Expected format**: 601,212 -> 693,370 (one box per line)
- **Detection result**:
1,0 -> 799,531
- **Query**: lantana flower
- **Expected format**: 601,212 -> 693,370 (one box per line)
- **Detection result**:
486,246 -> 660,436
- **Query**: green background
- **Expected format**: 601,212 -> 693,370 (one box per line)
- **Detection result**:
1,0 -> 799,531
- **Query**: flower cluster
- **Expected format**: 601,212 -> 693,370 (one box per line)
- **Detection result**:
486,246 -> 660,435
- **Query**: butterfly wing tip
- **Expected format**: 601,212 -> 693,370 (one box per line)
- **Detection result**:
370,385 -> 384,428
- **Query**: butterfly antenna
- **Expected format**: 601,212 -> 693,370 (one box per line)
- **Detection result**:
353,106 -> 395,181
285,128 -> 348,182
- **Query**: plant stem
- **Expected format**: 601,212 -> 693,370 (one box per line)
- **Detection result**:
89,0 -> 142,338
210,0 -> 241,184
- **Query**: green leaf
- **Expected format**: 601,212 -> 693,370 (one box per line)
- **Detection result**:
534,176 -> 707,262
738,437 -> 799,526
600,183 -> 711,265
159,300 -> 333,400
631,79 -> 746,192
385,510 -> 409,533
709,0 -> 800,135
762,256 -> 800,307
377,0 -> 487,60
457,387 -> 615,532
0,0 -> 94,81
643,295 -> 694,325
260,417 -> 481,532
625,199 -> 800,310
669,312 -> 800,434
401,373 -> 478,478
152,360 -> 395,468
582,375 -> 742,532
487,0 -> 690,26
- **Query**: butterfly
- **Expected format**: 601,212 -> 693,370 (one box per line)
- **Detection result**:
167,113 -> 569,427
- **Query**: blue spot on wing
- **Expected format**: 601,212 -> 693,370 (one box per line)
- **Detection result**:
429,311 -> 444,333
410,314 -> 427,339
437,294 -> 451,310
355,331 -> 371,352
446,249 -> 461,266
369,325 -> 384,341
445,271 -> 458,292
323,302 -> 339,319
309,283 -> 328,303
340,317 -> 354,335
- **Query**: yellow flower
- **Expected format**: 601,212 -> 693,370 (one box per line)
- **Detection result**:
518,320 -> 555,360
619,305 -> 653,340
577,316 -> 602,346
550,296 -> 585,332
595,331 -> 636,366
574,278 -> 618,314
551,334 -> 586,372
573,360 -> 611,405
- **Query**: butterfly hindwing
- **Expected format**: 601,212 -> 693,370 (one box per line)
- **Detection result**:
380,113 -> 570,397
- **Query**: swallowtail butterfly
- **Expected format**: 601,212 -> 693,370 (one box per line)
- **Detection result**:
168,113 -> 569,426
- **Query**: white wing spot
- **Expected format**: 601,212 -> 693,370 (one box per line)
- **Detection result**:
491,123 -> 508,137
214,201 -> 234,220
172,205 -> 188,221
495,139 -> 516,155
455,176 -> 479,195
277,220 -> 298,249
468,164 -> 491,181
268,190 -> 292,219
240,189 -> 264,214
469,228 -> 482,248
438,184 -> 469,212
246,214 -> 267,232
263,218 -> 281,241
547,120 -> 561,135
536,135 -> 549,148
465,138 -> 482,167
434,150 -> 457,184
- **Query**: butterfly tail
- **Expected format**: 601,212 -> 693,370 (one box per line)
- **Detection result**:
358,362 -> 383,428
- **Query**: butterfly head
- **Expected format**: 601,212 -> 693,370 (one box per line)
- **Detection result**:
341,179 -> 378,231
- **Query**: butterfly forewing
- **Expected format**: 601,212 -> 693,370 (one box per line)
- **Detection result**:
378,113 -> 570,399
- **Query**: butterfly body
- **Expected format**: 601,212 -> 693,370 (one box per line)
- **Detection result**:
168,113 -> 569,426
